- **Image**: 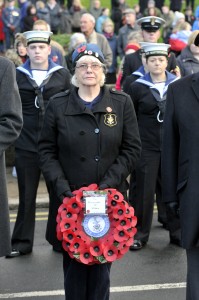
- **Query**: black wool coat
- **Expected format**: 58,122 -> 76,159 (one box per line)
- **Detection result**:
39,86 -> 141,246
162,73 -> 199,249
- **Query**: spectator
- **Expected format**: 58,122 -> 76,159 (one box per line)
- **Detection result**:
89,0 -> 102,20
96,7 -> 110,33
184,6 -> 195,26
162,5 -> 174,43
59,5 -> 72,33
2,0 -> 20,49
0,0 -> 5,54
134,4 -> 143,19
18,0 -> 30,32
80,13 -> 113,68
69,0 -> 87,32
23,4 -> 38,31
143,0 -> 162,17
36,1 -> 51,24
172,11 -> 185,28
170,0 -> 182,12
14,32 -> 28,63
117,8 -> 139,58
177,30 -> 199,76
111,0 -> 123,35
46,0 -> 62,34
65,32 -> 86,73
169,21 -> 192,56
0,57 -> 22,258
102,18 -> 117,84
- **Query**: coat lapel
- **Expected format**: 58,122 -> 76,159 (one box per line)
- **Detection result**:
191,73 -> 199,102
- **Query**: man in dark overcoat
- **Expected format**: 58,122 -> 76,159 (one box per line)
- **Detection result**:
162,32 -> 199,300
0,57 -> 23,257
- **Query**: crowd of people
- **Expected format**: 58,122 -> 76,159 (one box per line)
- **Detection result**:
0,0 -> 199,300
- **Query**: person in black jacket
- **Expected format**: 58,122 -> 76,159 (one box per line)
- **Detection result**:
6,30 -> 71,258
39,43 -> 141,300
128,42 -> 179,250
162,31 -> 199,300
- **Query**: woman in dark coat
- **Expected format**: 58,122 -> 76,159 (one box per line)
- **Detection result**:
0,57 -> 23,257
162,32 -> 199,300
39,43 -> 141,300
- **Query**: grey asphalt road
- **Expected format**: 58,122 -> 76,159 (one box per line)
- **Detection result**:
0,210 -> 186,300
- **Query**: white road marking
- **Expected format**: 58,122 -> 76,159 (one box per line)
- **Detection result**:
0,283 -> 186,298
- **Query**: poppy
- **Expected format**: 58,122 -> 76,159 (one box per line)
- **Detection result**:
115,218 -> 132,230
113,228 -> 129,242
79,248 -> 94,264
112,203 -> 127,220
67,198 -> 83,214
63,229 -> 76,243
103,245 -> 118,262
90,241 -> 104,256
58,203 -> 68,214
60,217 -> 76,232
61,209 -> 78,221
69,237 -> 85,253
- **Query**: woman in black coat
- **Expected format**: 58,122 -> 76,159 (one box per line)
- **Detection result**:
162,33 -> 199,300
39,43 -> 141,300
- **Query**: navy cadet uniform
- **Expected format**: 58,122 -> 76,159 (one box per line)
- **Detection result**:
128,43 -> 179,249
2,0 -> 20,49
8,31 -> 71,256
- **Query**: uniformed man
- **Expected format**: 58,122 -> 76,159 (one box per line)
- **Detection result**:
6,31 -> 71,258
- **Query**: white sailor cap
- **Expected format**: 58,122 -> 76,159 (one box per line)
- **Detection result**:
140,42 -> 170,57
136,16 -> 165,32
23,31 -> 53,45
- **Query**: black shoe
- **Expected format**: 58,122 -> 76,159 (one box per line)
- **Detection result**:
5,249 -> 21,258
129,240 -> 146,251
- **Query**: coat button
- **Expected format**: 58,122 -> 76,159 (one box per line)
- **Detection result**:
94,156 -> 100,162
94,128 -> 100,134
79,131 -> 85,135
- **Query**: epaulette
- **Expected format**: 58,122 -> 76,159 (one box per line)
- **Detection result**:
109,87 -> 127,97
51,89 -> 70,100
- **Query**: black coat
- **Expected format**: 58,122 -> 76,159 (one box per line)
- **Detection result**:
39,86 -> 141,246
162,73 -> 199,249
122,49 -> 178,82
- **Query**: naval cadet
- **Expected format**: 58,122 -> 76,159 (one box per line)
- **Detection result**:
6,30 -> 71,258
128,43 -> 179,250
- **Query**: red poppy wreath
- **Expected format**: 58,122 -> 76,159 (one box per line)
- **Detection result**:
56,183 -> 137,265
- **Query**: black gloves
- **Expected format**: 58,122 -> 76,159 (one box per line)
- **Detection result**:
166,201 -> 180,218
59,190 -> 74,201
98,184 -> 110,190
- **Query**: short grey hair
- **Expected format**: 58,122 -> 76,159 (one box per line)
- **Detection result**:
69,33 -> 86,52
81,13 -> 96,25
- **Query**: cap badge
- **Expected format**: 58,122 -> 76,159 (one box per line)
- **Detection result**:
151,18 -> 155,25
104,113 -> 117,127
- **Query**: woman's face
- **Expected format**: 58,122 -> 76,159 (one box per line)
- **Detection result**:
75,56 -> 104,88
103,23 -> 114,34
146,56 -> 168,75
17,42 -> 27,56
190,43 -> 199,55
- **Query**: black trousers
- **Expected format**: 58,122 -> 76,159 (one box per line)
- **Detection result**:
186,247 -> 199,300
63,251 -> 111,300
11,149 -> 41,253
129,150 -> 166,243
